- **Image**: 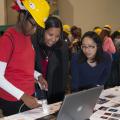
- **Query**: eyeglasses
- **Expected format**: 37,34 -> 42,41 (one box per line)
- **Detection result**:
28,18 -> 37,28
81,45 -> 97,50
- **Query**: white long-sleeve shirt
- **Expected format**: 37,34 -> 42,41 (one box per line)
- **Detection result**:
0,61 -> 41,100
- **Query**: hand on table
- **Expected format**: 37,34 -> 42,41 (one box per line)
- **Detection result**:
21,93 -> 41,109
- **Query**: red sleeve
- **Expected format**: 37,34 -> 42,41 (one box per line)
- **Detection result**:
0,32 -> 13,62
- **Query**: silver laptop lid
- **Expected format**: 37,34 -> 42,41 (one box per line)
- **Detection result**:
57,85 -> 104,120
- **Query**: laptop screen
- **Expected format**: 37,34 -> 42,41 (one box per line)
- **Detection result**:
35,86 -> 103,120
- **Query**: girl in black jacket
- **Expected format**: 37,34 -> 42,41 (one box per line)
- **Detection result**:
32,16 -> 69,104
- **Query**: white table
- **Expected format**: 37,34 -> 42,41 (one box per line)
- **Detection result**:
1,86 -> 120,120
0,102 -> 61,120
90,86 -> 120,120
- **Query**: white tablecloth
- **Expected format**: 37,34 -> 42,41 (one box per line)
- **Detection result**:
1,86 -> 120,120
90,86 -> 120,120
0,102 -> 61,120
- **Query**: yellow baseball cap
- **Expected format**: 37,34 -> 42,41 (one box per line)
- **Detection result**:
22,0 -> 50,28
94,28 -> 102,35
63,24 -> 71,35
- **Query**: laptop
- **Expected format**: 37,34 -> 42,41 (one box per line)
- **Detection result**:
36,85 -> 103,120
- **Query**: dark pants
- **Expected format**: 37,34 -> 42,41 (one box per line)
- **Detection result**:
0,98 -> 30,116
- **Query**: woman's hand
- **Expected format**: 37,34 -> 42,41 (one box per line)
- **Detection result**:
38,76 -> 48,91
21,93 -> 41,109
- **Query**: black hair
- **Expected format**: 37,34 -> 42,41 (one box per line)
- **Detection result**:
111,31 -> 120,42
79,31 -> 103,63
45,16 -> 63,31
71,26 -> 82,39
37,16 -> 63,49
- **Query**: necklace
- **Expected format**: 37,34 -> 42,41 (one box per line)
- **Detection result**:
42,49 -> 48,62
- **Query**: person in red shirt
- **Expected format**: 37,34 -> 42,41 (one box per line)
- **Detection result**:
0,0 -> 50,116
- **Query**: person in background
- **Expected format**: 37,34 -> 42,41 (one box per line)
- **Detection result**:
111,30 -> 120,54
71,31 -> 112,92
100,25 -> 116,58
105,30 -> 120,88
62,24 -> 72,93
63,24 -> 71,59
63,24 -> 71,43
69,26 -> 82,55
93,26 -> 102,35
32,16 -> 69,104
0,0 -> 50,116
